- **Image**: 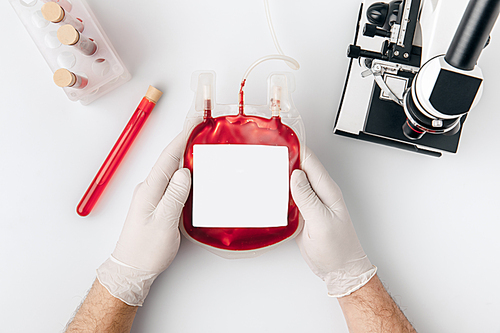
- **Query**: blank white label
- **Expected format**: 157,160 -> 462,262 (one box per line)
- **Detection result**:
192,144 -> 289,228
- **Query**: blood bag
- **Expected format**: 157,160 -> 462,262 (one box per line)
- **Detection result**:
180,71 -> 306,258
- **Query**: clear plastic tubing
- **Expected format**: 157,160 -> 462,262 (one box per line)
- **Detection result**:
53,68 -> 88,89
263,0 -> 298,70
57,24 -> 96,56
41,0 -> 72,13
41,2 -> 84,32
76,86 -> 163,217
237,0 -> 300,113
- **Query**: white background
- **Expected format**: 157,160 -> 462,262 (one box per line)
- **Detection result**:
1,1 -> 500,332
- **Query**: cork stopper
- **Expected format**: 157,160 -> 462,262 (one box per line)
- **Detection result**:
41,2 -> 65,23
57,24 -> 79,45
145,86 -> 163,103
53,68 -> 76,87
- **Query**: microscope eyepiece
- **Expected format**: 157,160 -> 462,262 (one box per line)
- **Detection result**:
445,0 -> 500,70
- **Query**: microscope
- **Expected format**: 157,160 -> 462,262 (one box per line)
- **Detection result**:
334,0 -> 500,156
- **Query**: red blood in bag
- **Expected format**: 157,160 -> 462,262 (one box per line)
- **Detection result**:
182,113 -> 301,251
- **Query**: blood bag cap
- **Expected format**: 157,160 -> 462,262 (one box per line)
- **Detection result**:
57,24 -> 79,45
53,68 -> 76,87
145,86 -> 163,103
41,2 -> 65,23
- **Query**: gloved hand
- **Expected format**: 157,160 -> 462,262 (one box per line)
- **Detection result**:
97,133 -> 191,306
291,147 -> 377,297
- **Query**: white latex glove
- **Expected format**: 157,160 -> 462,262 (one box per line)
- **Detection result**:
97,133 -> 191,306
291,147 -> 377,297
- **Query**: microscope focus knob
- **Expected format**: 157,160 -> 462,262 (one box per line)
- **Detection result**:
364,23 -> 391,38
366,2 -> 389,27
347,45 -> 361,58
347,44 -> 389,60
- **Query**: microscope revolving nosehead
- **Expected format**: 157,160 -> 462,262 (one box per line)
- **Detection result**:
411,56 -> 483,119
401,55 -> 484,140
402,84 -> 462,140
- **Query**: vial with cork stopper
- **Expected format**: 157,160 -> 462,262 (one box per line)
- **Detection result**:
41,2 -> 84,32
57,24 -> 97,56
53,68 -> 88,89
41,0 -> 72,13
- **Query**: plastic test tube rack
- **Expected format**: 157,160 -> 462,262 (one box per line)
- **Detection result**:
9,0 -> 131,105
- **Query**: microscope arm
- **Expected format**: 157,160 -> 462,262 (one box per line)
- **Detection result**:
445,0 -> 500,71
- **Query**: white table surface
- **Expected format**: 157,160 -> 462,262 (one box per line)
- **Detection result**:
2,1 -> 500,332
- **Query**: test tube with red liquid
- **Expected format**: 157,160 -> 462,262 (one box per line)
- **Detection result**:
76,86 -> 163,217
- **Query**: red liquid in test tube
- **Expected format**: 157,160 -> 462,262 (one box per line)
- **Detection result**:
76,86 -> 163,217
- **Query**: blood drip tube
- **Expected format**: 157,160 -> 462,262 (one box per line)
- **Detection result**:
76,86 -> 163,217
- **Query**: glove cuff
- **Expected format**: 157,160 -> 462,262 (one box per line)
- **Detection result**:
326,264 -> 378,298
96,256 -> 160,306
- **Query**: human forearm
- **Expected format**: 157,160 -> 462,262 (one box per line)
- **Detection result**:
291,149 -> 417,331
66,134 -> 191,331
338,274 -> 416,333
65,279 -> 138,333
